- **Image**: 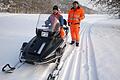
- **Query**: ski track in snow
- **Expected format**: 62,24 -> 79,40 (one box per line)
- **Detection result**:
80,22 -> 98,80
56,21 -> 98,80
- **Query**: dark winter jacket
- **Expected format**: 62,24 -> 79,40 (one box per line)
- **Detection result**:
47,13 -> 64,27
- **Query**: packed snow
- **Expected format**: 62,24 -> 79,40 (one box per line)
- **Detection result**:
0,13 -> 120,80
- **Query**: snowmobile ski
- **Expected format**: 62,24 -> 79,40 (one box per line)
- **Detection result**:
2,61 -> 25,73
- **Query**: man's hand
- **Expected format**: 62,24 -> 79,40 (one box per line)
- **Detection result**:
68,22 -> 71,26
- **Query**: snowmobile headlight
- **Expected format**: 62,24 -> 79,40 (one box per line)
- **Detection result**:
41,31 -> 49,37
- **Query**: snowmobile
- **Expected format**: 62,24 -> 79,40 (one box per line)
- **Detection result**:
2,16 -> 68,73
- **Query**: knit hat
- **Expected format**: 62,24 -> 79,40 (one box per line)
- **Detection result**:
53,5 -> 59,11
73,1 -> 79,5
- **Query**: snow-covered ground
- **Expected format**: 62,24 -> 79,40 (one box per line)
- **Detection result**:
0,13 -> 120,80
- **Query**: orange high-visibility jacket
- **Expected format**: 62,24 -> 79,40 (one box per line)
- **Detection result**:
68,7 -> 85,24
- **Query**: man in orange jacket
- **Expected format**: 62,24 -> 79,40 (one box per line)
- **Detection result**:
68,1 -> 85,46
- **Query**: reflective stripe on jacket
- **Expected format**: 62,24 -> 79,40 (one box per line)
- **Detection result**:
68,7 -> 85,24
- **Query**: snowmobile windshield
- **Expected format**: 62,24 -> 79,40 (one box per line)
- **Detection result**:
36,15 -> 60,32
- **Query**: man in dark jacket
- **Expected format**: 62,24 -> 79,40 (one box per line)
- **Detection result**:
45,5 -> 65,39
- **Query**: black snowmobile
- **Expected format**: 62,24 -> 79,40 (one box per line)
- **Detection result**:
19,27 -> 67,64
2,16 -> 68,73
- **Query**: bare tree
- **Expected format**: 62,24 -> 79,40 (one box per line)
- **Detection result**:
95,0 -> 120,18
1,0 -> 53,13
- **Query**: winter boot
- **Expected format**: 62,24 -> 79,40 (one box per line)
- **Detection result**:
70,41 -> 75,45
76,42 -> 79,47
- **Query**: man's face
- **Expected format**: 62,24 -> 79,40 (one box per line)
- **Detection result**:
73,3 -> 79,9
53,9 -> 58,14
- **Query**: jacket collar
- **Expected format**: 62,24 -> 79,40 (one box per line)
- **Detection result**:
71,6 -> 80,10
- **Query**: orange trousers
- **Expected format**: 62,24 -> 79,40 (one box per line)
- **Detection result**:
60,27 -> 65,39
70,25 -> 80,42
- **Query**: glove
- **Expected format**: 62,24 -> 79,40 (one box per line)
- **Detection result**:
60,26 -> 63,28
45,20 -> 49,27
68,22 -> 71,26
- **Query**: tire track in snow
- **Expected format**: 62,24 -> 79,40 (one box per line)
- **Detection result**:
80,22 -> 90,80
56,44 -> 76,80
80,22 -> 98,80
56,22 -> 91,80
66,22 -> 90,80
87,24 -> 98,80
56,22 -> 89,80
68,47 -> 82,80
60,22 -> 89,80
53,21 -> 98,80
65,21 -> 89,80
